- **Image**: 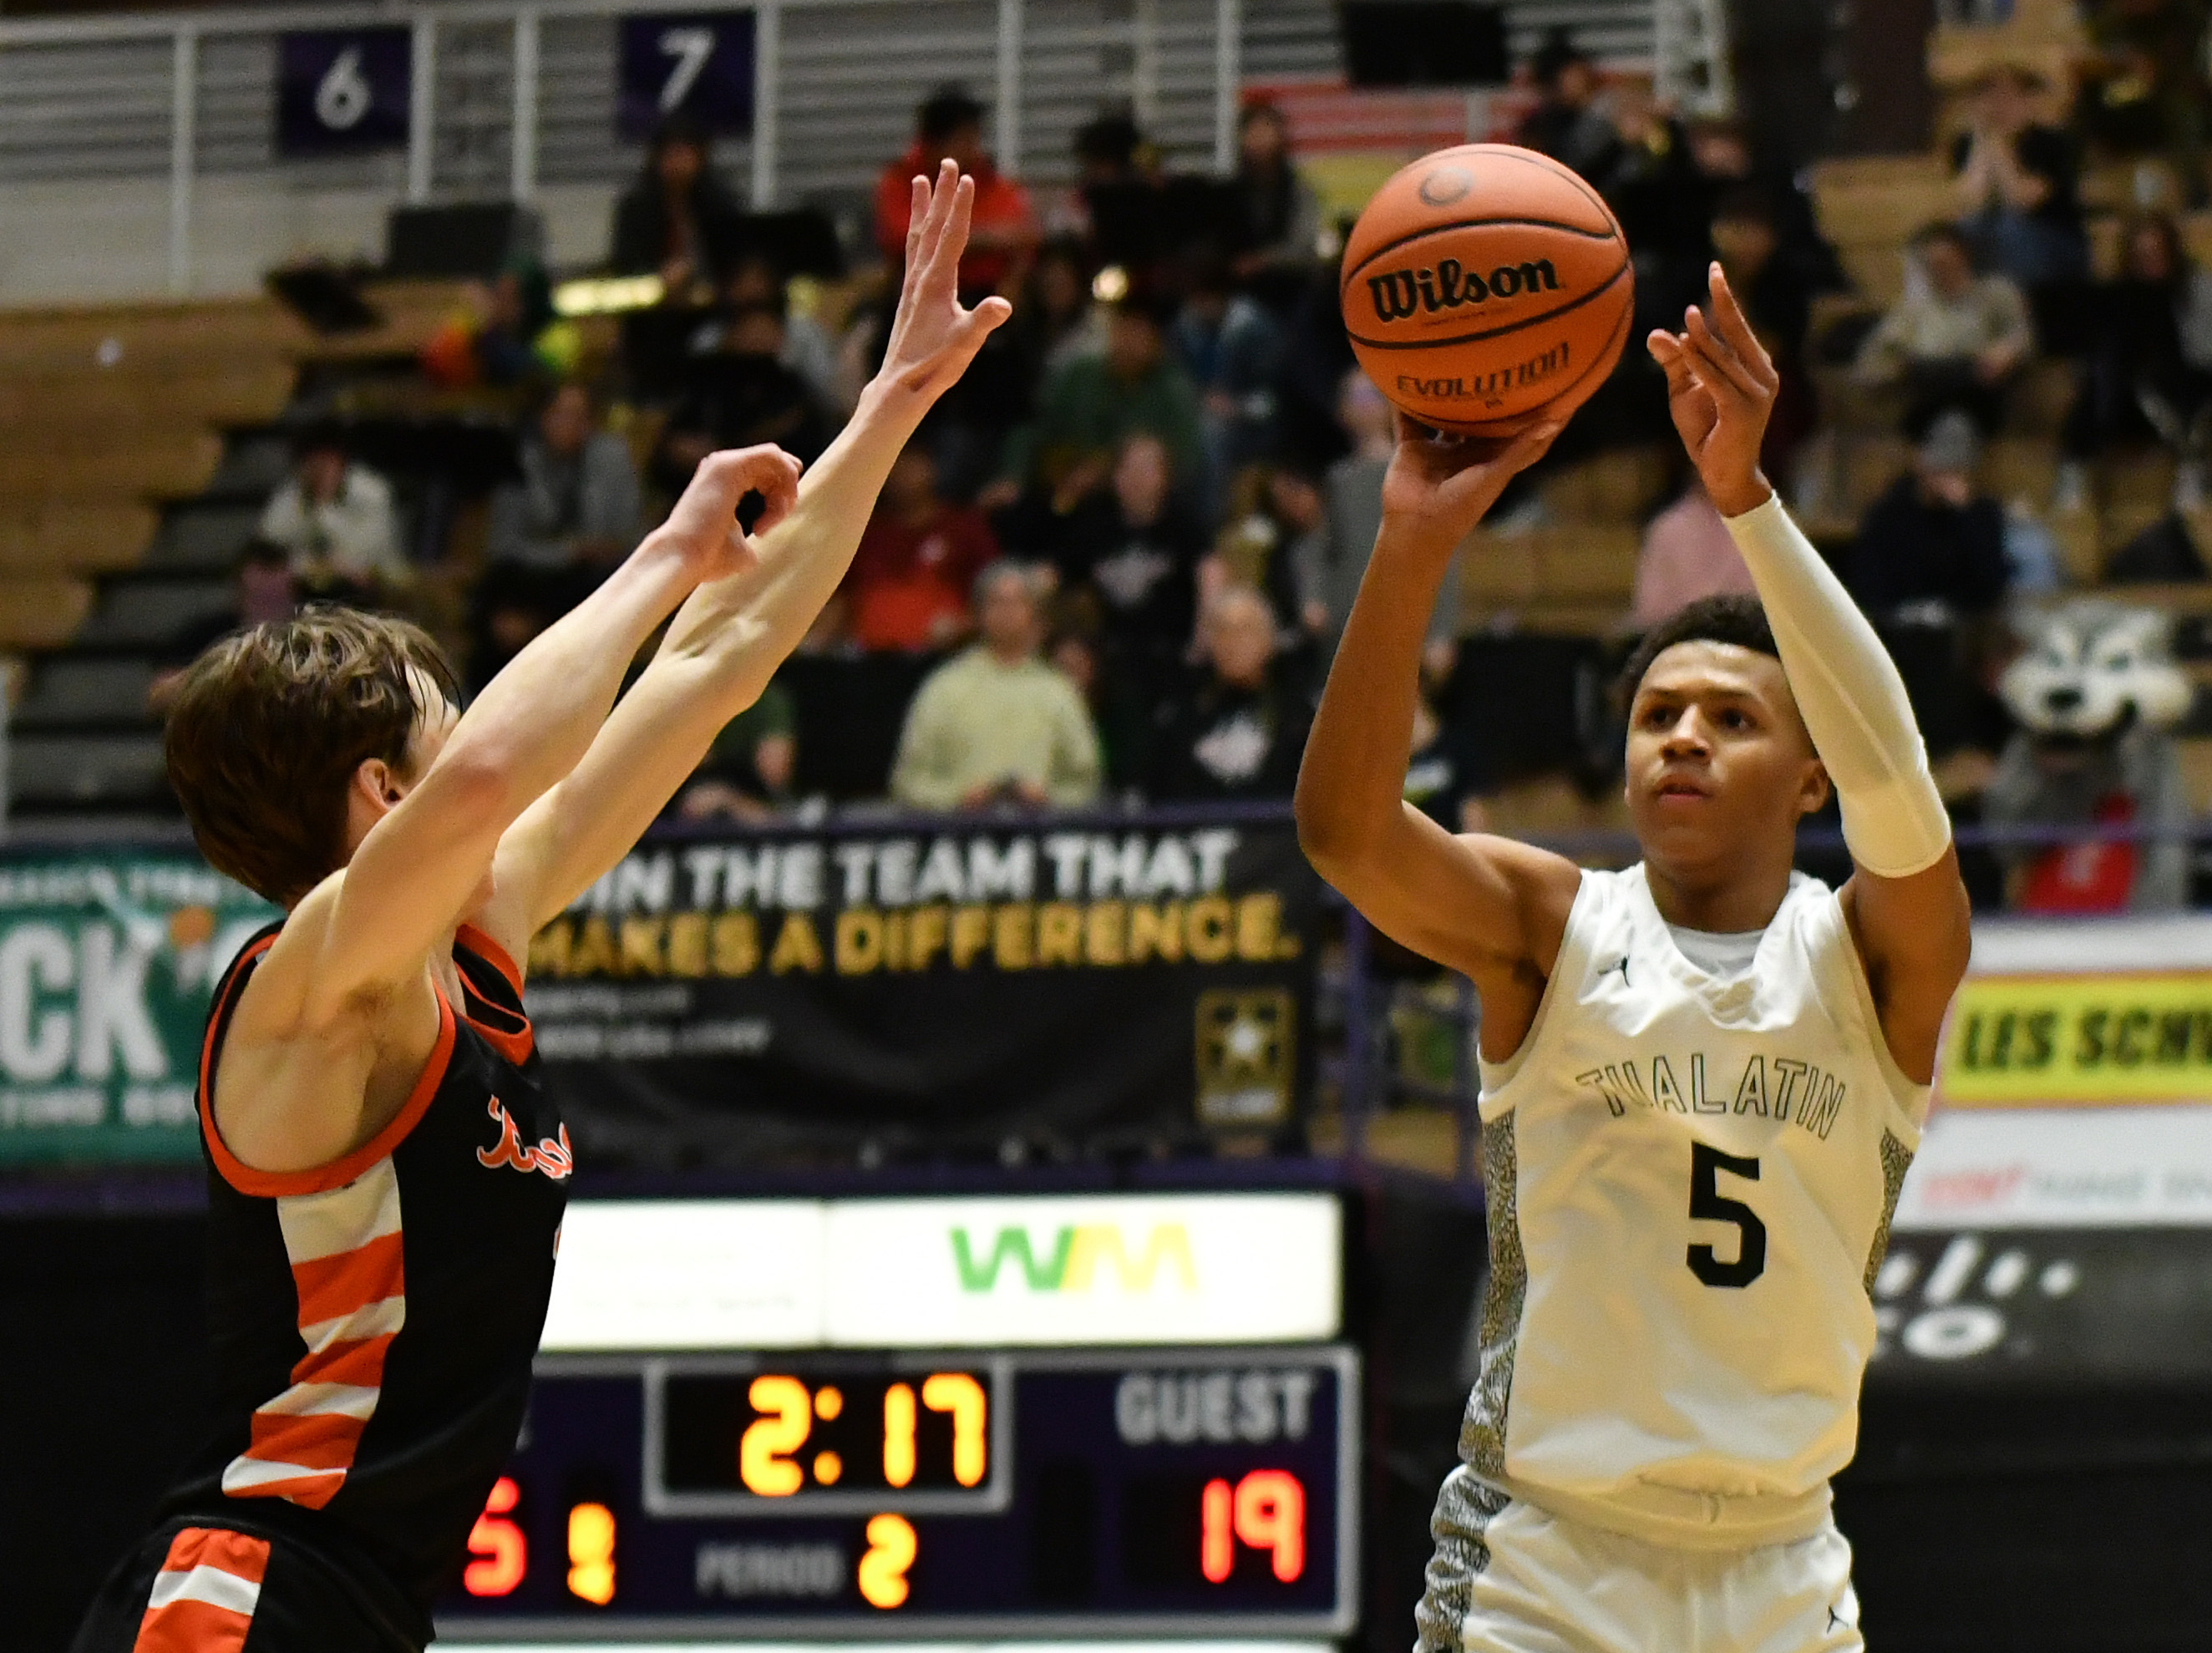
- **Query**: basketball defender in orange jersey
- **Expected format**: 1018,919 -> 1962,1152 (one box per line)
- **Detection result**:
71,165 -> 1007,1653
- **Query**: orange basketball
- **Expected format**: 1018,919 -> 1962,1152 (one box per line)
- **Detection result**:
1340,144 -> 1634,436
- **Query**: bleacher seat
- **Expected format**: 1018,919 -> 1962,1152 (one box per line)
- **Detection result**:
0,579 -> 94,650
0,505 -> 158,576
13,658 -> 161,731
8,731 -> 168,809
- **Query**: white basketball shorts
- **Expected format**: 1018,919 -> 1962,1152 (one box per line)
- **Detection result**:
1426,1492 -> 1864,1653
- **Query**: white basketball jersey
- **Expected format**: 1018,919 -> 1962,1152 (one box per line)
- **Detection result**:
1461,865 -> 1926,1549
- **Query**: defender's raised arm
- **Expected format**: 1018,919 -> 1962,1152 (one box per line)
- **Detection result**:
479,161 -> 1015,948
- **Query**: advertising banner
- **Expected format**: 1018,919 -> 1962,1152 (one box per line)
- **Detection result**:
540,1192 -> 1344,1352
525,817 -> 1322,1163
1885,913 -> 2212,1383
0,853 -> 274,1166
1941,971 -> 2212,1108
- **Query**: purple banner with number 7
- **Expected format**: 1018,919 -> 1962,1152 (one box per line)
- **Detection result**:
619,12 -> 758,142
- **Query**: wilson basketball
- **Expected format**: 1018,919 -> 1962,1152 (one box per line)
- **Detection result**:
1340,144 -> 1634,436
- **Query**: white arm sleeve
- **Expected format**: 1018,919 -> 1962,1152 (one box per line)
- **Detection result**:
1722,493 -> 1953,878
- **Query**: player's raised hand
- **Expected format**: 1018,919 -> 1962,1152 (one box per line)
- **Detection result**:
1379,411 -> 1565,550
656,443 -> 805,582
877,160 -> 1015,401
1648,262 -> 1778,516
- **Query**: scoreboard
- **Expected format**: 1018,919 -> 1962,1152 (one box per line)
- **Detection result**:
435,1191 -> 1356,1642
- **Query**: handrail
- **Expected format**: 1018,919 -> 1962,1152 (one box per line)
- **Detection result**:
0,0 -> 871,48
0,0 -> 1253,300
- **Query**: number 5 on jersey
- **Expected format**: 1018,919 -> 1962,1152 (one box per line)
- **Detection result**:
1687,1143 -> 1766,1287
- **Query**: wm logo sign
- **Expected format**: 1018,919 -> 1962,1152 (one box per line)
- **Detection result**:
951,1225 -> 1197,1294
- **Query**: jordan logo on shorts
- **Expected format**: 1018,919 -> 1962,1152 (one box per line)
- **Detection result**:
477,1098 -> 573,1181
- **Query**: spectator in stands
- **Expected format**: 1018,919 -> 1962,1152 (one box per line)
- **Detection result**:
1631,474 -> 1757,630
987,286 -> 1205,517
676,678 -> 798,823
1272,262 -> 1363,469
1149,585 -> 1311,802
419,256 -> 575,390
1853,223 -> 2033,436
1587,79 -> 1708,335
842,441 -> 1000,652
1173,252 -> 1285,486
930,245 -> 1102,505
1950,63 -> 2088,289
1056,430 -> 1208,670
875,87 -> 1038,297
727,252 -> 848,414
1048,621 -> 1151,793
653,303 -> 835,492
258,427 -> 408,594
1218,459 -> 1337,646
1846,410 -> 2010,623
1711,187 -> 1819,473
611,113 -> 743,302
1229,102 -> 1322,287
1073,109 -> 1159,190
490,381 -> 642,572
1296,373 -> 1454,667
890,562 -> 1102,809
1017,239 -> 1109,380
2081,1 -> 2212,185
147,540 -> 297,712
1404,674 -> 1492,833
1516,30 -> 1614,175
2058,211 -> 2212,510
1687,118 -> 1845,297
476,383 -> 645,692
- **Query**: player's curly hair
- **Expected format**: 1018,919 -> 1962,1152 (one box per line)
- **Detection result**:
1614,593 -> 1778,711
164,605 -> 459,905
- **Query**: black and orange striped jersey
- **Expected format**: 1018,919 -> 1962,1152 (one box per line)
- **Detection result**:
152,921 -> 568,1643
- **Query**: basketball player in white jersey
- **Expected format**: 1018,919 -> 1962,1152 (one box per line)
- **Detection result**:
1296,264 -> 1972,1652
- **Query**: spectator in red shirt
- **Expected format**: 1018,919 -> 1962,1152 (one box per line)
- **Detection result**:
842,441 -> 1002,652
875,87 -> 1038,296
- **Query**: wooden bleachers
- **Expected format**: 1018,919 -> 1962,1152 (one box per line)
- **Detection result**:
0,361 -> 295,432
0,505 -> 159,577
1459,524 -> 1642,636
1807,155 -> 1954,306
0,292 -> 312,666
1452,449 -> 1670,638
0,579 -> 95,651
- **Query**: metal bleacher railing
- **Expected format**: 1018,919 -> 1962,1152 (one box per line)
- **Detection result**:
0,0 -> 1667,297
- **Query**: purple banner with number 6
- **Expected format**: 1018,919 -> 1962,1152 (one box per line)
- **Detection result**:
276,27 -> 412,157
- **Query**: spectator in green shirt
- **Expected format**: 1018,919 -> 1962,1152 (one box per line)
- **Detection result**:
890,563 -> 1103,811
983,287 -> 1207,520
676,678 -> 798,823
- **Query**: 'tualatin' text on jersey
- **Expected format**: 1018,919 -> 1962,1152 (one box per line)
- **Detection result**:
1436,866 -> 1924,1567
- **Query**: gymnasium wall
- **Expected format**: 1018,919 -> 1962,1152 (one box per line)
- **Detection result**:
0,0 -> 1662,307
0,177 -> 619,305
